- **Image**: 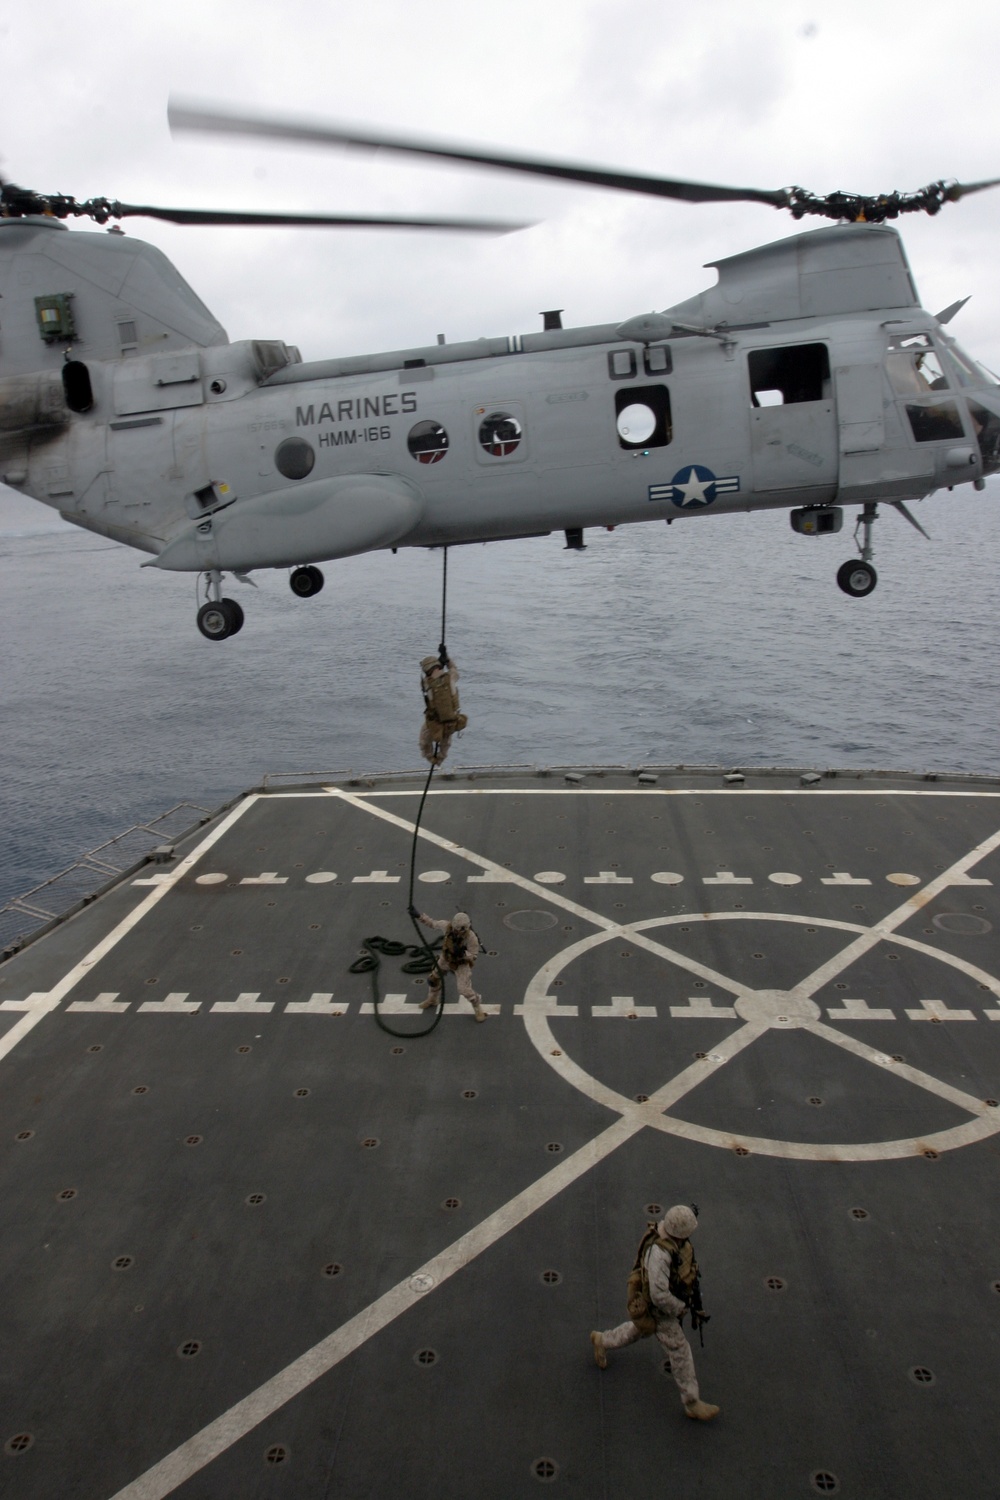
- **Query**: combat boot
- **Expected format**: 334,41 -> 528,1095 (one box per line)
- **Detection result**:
419,994 -> 439,1011
684,1399 -> 720,1421
590,1331 -> 607,1369
473,1005 -> 487,1022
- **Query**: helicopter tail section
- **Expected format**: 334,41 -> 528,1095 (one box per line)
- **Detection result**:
0,218 -> 228,382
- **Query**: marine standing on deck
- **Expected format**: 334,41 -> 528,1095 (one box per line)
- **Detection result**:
409,908 -> 487,1022
418,654 -> 467,766
590,1204 -> 719,1421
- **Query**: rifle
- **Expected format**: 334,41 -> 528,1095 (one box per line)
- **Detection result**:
689,1274 -> 711,1347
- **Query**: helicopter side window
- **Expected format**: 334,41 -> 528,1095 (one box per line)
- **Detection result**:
407,420 -> 449,464
608,350 -> 637,380
615,385 -> 671,449
748,343 -> 830,407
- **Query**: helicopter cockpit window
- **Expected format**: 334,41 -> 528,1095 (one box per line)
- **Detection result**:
614,385 -> 671,449
886,336 -> 950,396
478,411 -> 522,457
608,350 -> 637,380
941,338 -> 999,389
407,419 -> 449,464
747,343 -> 830,407
967,399 -> 1000,474
886,334 -> 966,443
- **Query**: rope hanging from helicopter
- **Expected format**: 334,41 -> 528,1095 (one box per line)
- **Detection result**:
349,546 -> 460,1037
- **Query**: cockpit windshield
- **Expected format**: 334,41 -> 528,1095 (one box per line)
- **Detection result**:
939,335 -> 999,389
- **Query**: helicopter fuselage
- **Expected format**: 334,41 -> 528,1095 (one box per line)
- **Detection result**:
2,218 -> 997,632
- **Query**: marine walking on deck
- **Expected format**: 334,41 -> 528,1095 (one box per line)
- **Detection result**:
591,1204 -> 719,1421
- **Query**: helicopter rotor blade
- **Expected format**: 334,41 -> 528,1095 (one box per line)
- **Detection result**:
170,99 -> 1000,225
168,98 -> 790,209
112,203 -> 528,232
943,176 -> 1000,202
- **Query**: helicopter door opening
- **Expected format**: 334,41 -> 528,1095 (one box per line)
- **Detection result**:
748,342 -> 836,495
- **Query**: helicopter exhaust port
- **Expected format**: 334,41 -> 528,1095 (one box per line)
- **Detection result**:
790,506 -> 843,536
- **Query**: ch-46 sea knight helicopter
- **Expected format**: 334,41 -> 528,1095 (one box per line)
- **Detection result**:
2,101 -> 1000,639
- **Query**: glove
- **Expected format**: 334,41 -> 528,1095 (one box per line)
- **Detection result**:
408,904 -> 420,919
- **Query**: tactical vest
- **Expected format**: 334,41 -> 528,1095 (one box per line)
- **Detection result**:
422,669 -> 466,731
442,926 -> 478,968
626,1225 -> 698,1335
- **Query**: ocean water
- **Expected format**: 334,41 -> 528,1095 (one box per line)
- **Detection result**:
2,480 -> 999,908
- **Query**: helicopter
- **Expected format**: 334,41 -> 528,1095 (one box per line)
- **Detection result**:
2,100 -> 999,640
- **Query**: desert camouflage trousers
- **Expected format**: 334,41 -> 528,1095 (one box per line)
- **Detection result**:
600,1316 -> 699,1405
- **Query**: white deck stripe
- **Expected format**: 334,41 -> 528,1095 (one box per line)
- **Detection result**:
0,796 -> 258,1061
352,788 -> 1000,798
106,1114 -> 641,1500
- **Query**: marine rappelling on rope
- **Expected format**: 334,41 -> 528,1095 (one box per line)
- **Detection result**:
348,546 -> 483,1037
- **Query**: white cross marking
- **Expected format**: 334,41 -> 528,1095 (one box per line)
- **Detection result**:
905,999 -> 976,1022
825,998 -> 895,1020
668,997 -> 738,1019
210,993 -> 275,1014
66,992 -> 130,1013
138,993 -> 200,1013
284,993 -> 347,1015
591,995 -> 657,1018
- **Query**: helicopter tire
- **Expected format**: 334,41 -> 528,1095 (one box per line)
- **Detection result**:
224,598 -> 245,635
197,599 -> 241,640
836,560 -> 878,598
290,564 -> 324,598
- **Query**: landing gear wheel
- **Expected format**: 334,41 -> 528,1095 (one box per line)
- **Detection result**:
197,598 -> 243,640
837,560 -> 878,598
290,564 -> 324,598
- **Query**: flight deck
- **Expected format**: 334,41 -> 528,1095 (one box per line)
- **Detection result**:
1,767 -> 999,1499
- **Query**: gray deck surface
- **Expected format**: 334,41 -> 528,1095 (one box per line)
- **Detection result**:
1,769 -> 999,1500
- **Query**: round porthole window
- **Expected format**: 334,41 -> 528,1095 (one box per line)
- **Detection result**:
616,402 -> 657,443
274,437 -> 316,480
478,411 -> 522,457
407,420 -> 449,464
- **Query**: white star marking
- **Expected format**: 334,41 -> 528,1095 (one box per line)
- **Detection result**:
673,468 -> 713,505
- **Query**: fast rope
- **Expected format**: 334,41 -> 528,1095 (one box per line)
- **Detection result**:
348,547 -> 453,1037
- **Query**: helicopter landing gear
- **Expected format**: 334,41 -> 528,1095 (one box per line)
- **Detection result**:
836,559 -> 878,597
290,564 -> 324,598
197,598 -> 244,639
837,502 -> 879,598
197,568 -> 245,639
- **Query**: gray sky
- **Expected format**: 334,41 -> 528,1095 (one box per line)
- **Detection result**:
3,0 -> 1000,365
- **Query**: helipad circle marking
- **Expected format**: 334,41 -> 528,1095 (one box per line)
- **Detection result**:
534,872 -> 566,885
195,873 -> 227,885
768,872 -> 802,886
305,872 -> 337,884
417,870 -> 450,883
519,912 -> 1000,1162
887,873 -> 921,886
651,872 -> 684,885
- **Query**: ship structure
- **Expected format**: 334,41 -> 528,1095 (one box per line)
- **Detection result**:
1,764 -> 999,1498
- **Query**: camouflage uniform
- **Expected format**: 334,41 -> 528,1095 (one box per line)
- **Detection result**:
415,911 -> 485,1021
419,655 -> 466,766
